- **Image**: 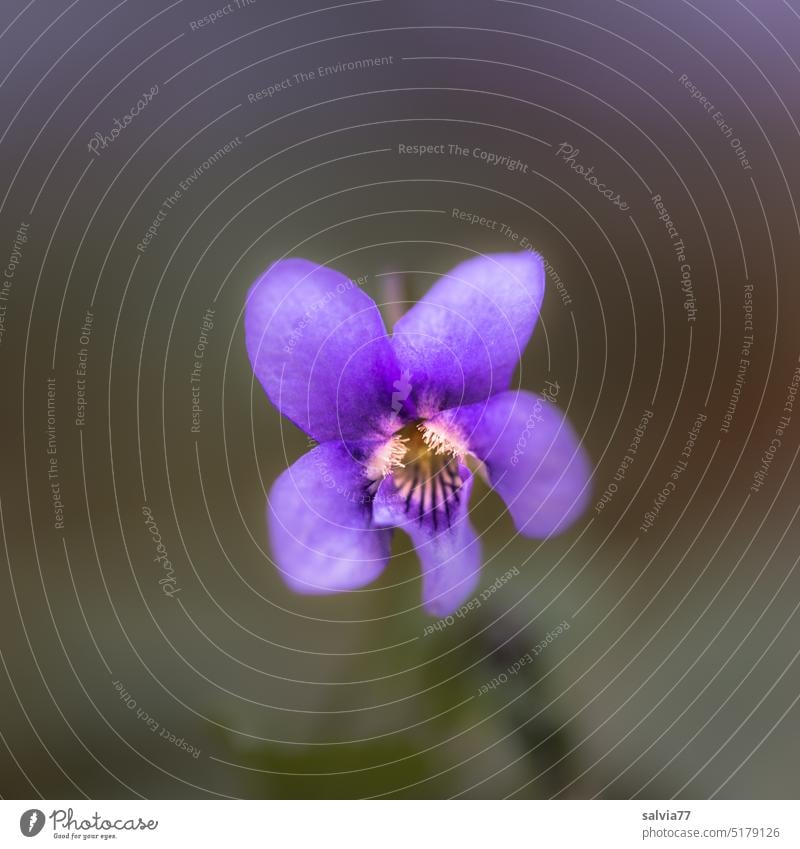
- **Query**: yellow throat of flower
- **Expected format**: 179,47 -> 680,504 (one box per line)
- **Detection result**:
365,419 -> 469,529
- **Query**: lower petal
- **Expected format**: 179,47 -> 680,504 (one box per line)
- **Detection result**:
267,443 -> 392,595
432,390 -> 591,538
374,465 -> 481,616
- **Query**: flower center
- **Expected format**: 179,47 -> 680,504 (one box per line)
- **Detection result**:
367,419 -> 467,529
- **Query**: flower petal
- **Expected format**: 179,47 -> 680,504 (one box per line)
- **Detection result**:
267,443 -> 392,594
391,252 -> 545,414
373,464 -> 481,616
246,259 -> 401,442
432,390 -> 590,537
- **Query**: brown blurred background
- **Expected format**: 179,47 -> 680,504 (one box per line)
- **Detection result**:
1,0 -> 799,798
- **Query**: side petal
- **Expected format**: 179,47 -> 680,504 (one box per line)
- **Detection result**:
373,464 -> 481,616
391,252 -> 545,414
245,259 -> 401,442
267,443 -> 392,595
432,390 -> 591,538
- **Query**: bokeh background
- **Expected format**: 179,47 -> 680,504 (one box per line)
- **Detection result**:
1,0 -> 799,799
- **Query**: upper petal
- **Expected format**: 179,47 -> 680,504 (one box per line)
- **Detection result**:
267,442 -> 392,595
245,259 -> 401,442
391,252 -> 545,415
373,463 -> 481,616
432,390 -> 590,538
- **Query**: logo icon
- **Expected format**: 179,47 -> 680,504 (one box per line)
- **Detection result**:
389,368 -> 413,426
19,810 -> 45,837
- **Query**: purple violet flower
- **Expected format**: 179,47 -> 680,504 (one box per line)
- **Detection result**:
245,252 -> 590,616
